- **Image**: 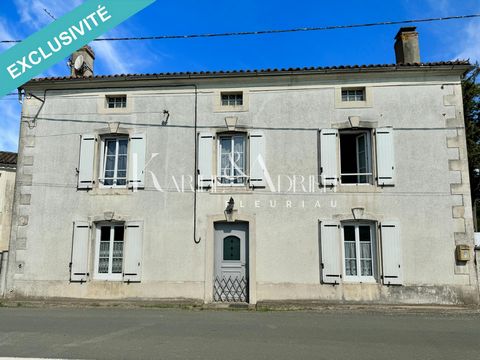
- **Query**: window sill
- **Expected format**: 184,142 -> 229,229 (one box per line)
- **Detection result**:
89,187 -> 132,195
330,184 -> 382,193
210,186 -> 253,194
342,278 -> 378,284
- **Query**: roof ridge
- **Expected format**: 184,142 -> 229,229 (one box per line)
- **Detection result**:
28,61 -> 471,83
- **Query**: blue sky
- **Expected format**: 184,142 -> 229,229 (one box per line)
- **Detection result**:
0,0 -> 479,152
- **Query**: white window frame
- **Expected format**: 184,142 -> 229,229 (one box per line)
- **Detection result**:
341,222 -> 377,283
106,95 -> 127,109
341,88 -> 365,102
221,92 -> 243,107
217,133 -> 248,186
94,223 -> 125,281
99,136 -> 129,188
339,129 -> 373,185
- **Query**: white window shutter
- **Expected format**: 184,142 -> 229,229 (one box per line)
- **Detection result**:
128,133 -> 146,189
198,132 -> 214,188
249,131 -> 266,188
320,221 -> 342,284
123,221 -> 143,283
320,129 -> 338,186
380,221 -> 403,285
70,221 -> 90,282
376,128 -> 395,186
78,134 -> 96,189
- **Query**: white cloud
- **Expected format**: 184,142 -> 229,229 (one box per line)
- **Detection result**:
454,20 -> 480,62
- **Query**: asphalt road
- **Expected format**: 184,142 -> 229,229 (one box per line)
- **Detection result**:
0,307 -> 479,360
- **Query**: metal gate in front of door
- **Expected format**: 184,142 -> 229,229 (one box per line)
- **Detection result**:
213,222 -> 249,303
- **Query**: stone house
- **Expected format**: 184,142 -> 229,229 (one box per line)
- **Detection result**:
4,28 -> 479,304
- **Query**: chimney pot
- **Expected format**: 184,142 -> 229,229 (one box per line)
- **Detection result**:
394,27 -> 420,64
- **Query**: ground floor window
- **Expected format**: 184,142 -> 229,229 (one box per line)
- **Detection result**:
94,223 -> 124,280
342,222 -> 377,282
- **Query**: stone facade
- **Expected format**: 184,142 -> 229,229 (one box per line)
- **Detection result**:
3,60 -> 480,305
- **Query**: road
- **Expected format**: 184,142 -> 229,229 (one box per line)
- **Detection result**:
0,307 -> 479,359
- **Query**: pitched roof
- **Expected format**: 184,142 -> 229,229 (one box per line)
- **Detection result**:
27,61 -> 471,84
0,151 -> 17,168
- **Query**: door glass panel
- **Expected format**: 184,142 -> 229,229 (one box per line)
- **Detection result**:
223,236 -> 241,261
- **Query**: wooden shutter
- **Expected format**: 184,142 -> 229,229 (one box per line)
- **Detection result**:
197,132 -> 214,188
320,129 -> 338,186
376,128 -> 395,186
380,221 -> 403,285
249,131 -> 266,188
70,221 -> 90,282
128,133 -> 146,189
78,134 -> 96,189
123,221 -> 143,283
320,221 -> 342,284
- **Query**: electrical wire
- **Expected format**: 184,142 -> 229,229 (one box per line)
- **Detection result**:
1,14 -> 479,43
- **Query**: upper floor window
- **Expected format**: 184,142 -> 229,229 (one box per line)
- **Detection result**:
221,92 -> 243,107
106,95 -> 127,109
339,130 -> 372,184
218,133 -> 247,185
101,137 -> 128,187
341,88 -> 365,102
77,133 -> 146,190
319,127 -> 394,187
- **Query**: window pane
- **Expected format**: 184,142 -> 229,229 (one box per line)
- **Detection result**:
118,140 -> 128,155
117,155 -> 127,172
114,226 -> 124,241
345,242 -> 356,258
361,260 -> 373,276
343,226 -> 355,241
105,156 -> 115,172
360,242 -> 372,258
359,226 -> 371,242
106,140 -> 116,156
223,236 -> 241,260
345,259 -> 357,276
100,226 -> 110,241
98,258 -> 109,273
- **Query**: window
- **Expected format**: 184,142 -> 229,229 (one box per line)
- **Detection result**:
95,224 -> 124,280
221,92 -> 243,107
106,95 -> 127,109
101,137 -> 128,187
223,236 -> 241,261
339,130 -> 372,184
218,134 -> 247,185
341,88 -> 365,102
342,223 -> 376,282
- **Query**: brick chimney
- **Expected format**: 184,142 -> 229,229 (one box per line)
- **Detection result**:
394,27 -> 421,64
70,45 -> 95,77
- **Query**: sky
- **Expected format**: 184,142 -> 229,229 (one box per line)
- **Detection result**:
0,0 -> 479,152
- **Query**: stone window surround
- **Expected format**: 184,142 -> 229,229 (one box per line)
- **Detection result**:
97,93 -> 133,114
213,89 -> 250,113
335,86 -> 373,109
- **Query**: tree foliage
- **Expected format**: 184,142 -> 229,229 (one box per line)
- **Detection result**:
462,63 -> 480,205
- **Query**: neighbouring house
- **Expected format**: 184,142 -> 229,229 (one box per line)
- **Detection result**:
4,27 -> 480,304
0,151 -> 17,296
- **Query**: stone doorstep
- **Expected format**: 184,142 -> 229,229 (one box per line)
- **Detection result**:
0,298 -> 478,313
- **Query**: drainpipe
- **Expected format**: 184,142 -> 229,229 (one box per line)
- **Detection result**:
0,251 -> 8,297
